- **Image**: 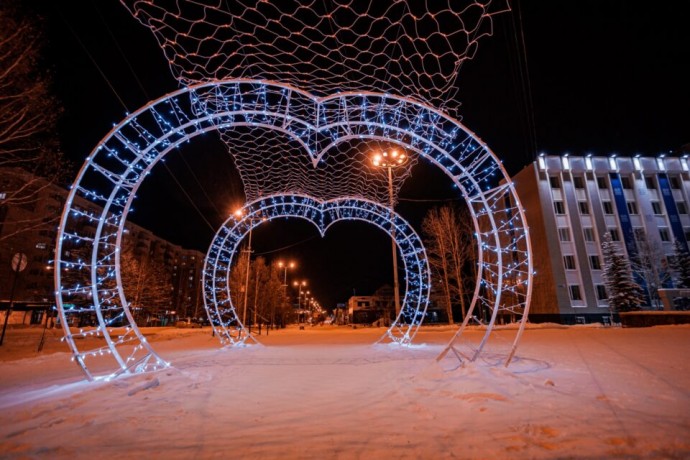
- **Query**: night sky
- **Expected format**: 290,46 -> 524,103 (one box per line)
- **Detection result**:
33,1 -> 690,309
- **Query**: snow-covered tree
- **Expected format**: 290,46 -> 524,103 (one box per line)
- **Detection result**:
670,239 -> 690,288
601,232 -> 644,314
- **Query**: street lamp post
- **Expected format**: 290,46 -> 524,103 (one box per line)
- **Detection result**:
235,209 -> 266,331
373,149 -> 408,318
277,261 -> 295,328
293,280 -> 307,324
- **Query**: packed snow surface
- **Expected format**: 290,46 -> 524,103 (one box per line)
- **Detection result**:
1,323 -> 688,459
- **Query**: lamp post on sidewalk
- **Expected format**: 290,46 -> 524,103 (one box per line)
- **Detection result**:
276,260 -> 295,328
372,149 -> 408,317
235,209 -> 266,330
293,280 -> 307,324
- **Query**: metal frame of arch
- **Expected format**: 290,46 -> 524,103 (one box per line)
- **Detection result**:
55,79 -> 532,381
203,194 -> 431,347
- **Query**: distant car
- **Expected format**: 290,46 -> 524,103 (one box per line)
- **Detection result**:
176,318 -> 204,328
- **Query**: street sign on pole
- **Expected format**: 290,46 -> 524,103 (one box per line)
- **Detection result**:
11,252 -> 28,273
1,252 -> 28,346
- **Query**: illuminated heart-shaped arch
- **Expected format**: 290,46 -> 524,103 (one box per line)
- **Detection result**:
55,79 -> 532,381
204,194 -> 430,346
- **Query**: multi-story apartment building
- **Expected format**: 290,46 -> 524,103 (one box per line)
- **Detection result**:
0,167 -> 204,327
512,153 -> 690,323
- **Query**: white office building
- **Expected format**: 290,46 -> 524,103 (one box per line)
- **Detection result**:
511,153 -> 690,323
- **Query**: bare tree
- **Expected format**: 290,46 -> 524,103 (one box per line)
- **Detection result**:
632,231 -> 671,309
119,247 -> 173,324
0,1 -> 70,242
228,251 -> 286,326
422,203 -> 476,323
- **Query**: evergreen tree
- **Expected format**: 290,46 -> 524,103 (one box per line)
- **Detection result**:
601,232 -> 644,314
670,239 -> 690,288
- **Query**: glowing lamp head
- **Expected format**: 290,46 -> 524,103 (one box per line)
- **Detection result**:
372,149 -> 408,168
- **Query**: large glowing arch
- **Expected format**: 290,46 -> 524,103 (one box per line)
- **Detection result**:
55,79 -> 532,381
203,194 -> 431,347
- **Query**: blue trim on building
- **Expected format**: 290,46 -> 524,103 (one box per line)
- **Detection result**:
609,173 -> 648,293
657,173 -> 688,251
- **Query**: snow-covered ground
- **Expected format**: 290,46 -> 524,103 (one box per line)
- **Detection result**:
1,323 -> 689,459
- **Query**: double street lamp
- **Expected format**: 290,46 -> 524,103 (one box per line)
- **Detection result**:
293,280 -> 307,323
276,260 -> 295,326
234,208 -> 266,329
372,148 -> 408,317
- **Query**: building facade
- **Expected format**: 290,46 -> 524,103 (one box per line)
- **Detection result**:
512,154 -> 690,323
0,167 -> 204,327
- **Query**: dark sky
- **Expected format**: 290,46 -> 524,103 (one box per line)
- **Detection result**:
34,1 -> 690,309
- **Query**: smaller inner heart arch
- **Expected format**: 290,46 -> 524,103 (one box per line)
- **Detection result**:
203,194 -> 431,346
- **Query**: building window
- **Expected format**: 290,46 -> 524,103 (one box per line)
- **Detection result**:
583,227 -> 596,242
558,228 -> 571,242
563,255 -> 576,270
634,228 -> 646,241
670,176 -> 682,189
627,201 -> 638,214
602,201 -> 614,214
573,176 -> 585,189
659,228 -> 671,242
621,176 -> 632,189
589,255 -> 601,270
645,176 -> 657,189
578,201 -> 589,214
651,201 -> 663,215
595,285 -> 608,300
569,285 -> 583,301
609,228 -> 621,241
685,228 -> 690,242
549,176 -> 560,188
677,202 -> 688,214
554,201 -> 566,215
596,176 -> 608,189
